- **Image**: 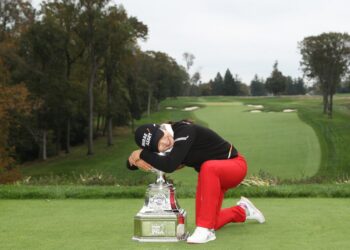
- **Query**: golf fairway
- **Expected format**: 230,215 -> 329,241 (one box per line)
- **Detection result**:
193,102 -> 321,178
1,198 -> 349,250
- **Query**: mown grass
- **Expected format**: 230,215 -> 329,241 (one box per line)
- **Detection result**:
193,101 -> 320,179
1,198 -> 350,250
235,95 -> 350,179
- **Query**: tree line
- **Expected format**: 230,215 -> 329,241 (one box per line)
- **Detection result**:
0,0 -> 189,175
188,62 -> 307,97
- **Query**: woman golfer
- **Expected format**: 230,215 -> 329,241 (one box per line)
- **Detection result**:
128,120 -> 265,244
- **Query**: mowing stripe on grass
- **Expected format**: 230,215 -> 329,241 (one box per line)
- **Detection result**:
1,199 -> 349,250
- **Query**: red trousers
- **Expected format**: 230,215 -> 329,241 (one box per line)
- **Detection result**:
196,154 -> 248,230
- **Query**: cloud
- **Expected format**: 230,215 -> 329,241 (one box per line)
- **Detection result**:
32,0 -> 350,84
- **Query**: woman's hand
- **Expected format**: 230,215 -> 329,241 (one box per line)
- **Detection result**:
128,149 -> 153,172
134,159 -> 153,172
128,149 -> 142,165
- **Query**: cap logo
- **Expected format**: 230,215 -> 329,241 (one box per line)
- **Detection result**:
141,131 -> 152,147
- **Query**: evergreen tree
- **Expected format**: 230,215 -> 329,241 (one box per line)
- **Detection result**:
265,61 -> 287,95
250,75 -> 267,96
223,69 -> 238,95
211,72 -> 224,95
285,77 -> 306,95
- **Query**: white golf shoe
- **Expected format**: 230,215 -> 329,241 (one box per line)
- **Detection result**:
186,226 -> 216,244
237,196 -> 266,223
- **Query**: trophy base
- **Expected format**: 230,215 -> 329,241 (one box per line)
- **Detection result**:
132,236 -> 180,242
133,211 -> 188,242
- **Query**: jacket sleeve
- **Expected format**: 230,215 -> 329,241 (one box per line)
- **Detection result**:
140,125 -> 195,173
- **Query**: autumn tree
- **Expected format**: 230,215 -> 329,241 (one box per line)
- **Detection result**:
0,0 -> 34,178
0,61 -> 32,182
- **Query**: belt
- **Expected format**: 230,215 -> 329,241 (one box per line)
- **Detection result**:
227,144 -> 233,159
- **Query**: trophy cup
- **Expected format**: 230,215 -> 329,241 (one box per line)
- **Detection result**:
132,169 -> 188,242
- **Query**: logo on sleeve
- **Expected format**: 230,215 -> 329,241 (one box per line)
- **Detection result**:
174,136 -> 189,142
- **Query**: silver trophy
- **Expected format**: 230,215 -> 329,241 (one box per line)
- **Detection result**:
132,169 -> 188,242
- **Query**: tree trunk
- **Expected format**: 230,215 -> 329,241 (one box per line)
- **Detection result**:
147,88 -> 152,117
87,61 -> 97,155
131,118 -> 135,134
55,128 -> 61,156
103,120 -> 108,137
42,130 -> 47,161
107,117 -> 113,146
66,118 -> 70,154
328,94 -> 333,119
323,92 -> 328,114
96,113 -> 101,136
106,67 -> 113,146
156,101 -> 160,112
86,1 -> 97,156
102,116 -> 106,136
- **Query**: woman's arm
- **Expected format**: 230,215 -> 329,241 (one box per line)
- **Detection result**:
128,150 -> 153,171
127,151 -> 186,172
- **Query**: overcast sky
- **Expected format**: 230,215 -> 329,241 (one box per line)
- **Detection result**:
32,0 -> 350,84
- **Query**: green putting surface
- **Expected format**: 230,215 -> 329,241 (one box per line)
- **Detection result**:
1,198 -> 349,250
194,102 -> 321,179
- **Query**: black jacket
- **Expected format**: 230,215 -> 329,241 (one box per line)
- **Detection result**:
140,121 -> 238,173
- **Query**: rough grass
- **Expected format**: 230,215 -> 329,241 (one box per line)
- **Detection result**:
1,184 -> 350,199
1,198 -> 349,250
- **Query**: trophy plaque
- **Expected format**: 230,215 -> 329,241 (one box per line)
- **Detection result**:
132,170 -> 188,242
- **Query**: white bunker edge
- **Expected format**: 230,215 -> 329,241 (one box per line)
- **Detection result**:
282,109 -> 297,112
246,104 -> 297,113
182,106 -> 199,111
247,104 -> 264,109
247,104 -> 264,113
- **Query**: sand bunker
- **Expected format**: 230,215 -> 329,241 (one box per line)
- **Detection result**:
250,110 -> 262,113
283,109 -> 297,113
183,106 -> 199,111
247,104 -> 264,109
165,107 -> 174,110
